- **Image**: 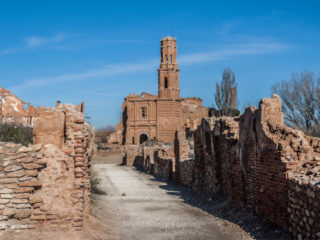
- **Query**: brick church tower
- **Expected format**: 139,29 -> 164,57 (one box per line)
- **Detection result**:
108,36 -> 209,145
158,36 -> 180,99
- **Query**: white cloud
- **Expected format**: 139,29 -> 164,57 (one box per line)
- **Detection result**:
0,33 -> 68,55
10,60 -> 157,92
180,42 -> 291,64
25,33 -> 67,48
1,47 -> 19,55
10,40 -> 291,92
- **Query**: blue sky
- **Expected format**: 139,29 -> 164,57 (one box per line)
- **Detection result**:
1,1 -> 319,128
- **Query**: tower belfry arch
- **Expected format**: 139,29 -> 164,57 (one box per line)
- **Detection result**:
158,36 -> 180,99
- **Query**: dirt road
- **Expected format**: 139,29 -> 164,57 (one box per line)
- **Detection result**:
92,161 -> 253,240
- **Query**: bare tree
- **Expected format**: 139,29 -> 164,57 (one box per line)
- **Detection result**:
272,70 -> 320,136
214,68 -> 238,116
95,125 -> 115,143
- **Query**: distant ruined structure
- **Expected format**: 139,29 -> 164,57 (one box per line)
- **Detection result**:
108,37 -> 209,145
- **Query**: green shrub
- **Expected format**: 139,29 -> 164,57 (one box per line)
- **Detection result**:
0,123 -> 33,146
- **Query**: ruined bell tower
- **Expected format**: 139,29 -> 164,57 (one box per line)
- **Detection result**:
158,36 -> 180,99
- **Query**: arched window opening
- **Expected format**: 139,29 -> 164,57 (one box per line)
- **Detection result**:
139,134 -> 148,144
165,55 -> 168,63
164,77 -> 168,89
141,107 -> 146,118
170,55 -> 172,63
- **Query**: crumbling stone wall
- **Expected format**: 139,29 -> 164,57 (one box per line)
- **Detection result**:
0,118 -> 93,232
0,142 -> 78,230
286,138 -> 320,240
123,145 -> 143,167
288,178 -> 320,239
123,141 -> 175,180
0,87 -> 93,232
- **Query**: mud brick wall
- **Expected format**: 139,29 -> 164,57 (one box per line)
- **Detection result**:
192,95 -> 320,232
193,118 -> 220,194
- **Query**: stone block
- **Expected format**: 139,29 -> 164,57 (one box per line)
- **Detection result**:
0,178 -> 17,184
0,199 -> 10,204
18,180 -> 41,187
11,198 -> 28,204
1,194 -> 13,199
25,170 -> 38,177
22,163 -> 42,170
3,208 -> 16,216
16,157 -> 34,163
30,215 -> 45,220
4,165 -> 22,173
13,193 -> 30,199
6,170 -> 25,178
0,188 -> 13,194
13,187 -> 34,193
14,209 -> 31,219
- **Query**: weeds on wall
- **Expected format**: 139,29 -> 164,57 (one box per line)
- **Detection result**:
0,123 -> 33,146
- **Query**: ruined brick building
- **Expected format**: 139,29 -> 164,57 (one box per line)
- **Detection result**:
108,37 -> 209,144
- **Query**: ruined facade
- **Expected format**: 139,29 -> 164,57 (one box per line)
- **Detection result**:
0,87 -> 94,231
122,94 -> 320,239
108,37 -> 208,145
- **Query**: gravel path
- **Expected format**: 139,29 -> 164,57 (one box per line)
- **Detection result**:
92,163 -> 253,240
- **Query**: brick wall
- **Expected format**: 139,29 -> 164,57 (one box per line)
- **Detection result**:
122,94 -> 320,238
192,95 -> 320,235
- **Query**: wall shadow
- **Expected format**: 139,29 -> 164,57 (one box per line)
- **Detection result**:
148,177 -> 292,240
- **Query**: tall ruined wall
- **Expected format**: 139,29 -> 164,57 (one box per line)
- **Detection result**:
192,94 -> 320,237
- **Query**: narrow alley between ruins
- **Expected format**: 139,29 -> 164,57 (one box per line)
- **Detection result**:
91,155 -> 253,240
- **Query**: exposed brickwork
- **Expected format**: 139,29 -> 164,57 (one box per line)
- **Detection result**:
122,94 -> 320,239
0,88 -> 94,232
192,95 -> 320,237
108,37 -> 209,145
